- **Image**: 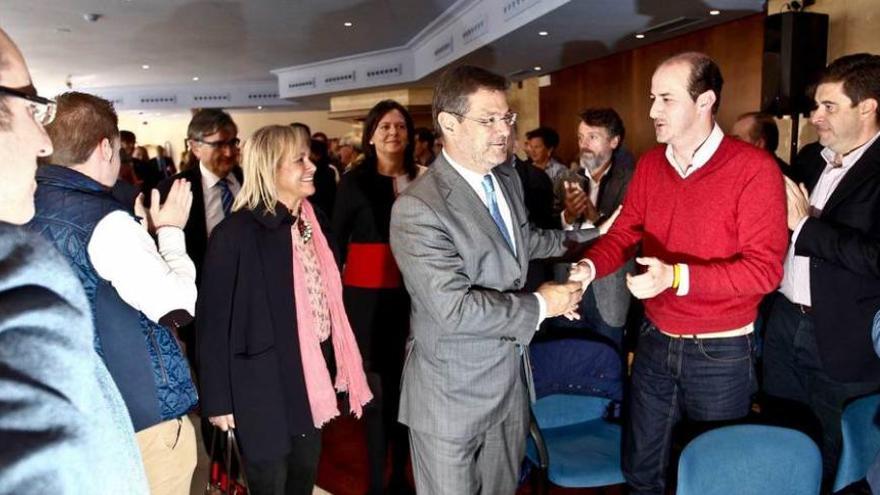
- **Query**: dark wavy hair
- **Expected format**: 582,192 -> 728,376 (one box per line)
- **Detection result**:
361,99 -> 418,179
820,53 -> 880,125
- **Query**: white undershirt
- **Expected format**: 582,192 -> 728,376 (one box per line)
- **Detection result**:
88,212 -> 197,321
200,163 -> 241,237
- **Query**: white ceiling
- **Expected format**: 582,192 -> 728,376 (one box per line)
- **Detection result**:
0,0 -> 765,108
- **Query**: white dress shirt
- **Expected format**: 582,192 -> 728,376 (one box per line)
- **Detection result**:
779,130 -> 880,305
89,212 -> 197,321
444,150 -> 547,325
200,163 -> 241,237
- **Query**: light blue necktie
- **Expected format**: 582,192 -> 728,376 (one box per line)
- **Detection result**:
215,178 -> 233,217
481,174 -> 513,252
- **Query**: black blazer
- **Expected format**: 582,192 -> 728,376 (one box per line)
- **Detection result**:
157,166 -> 243,283
792,137 -> 880,382
196,202 -> 335,463
513,157 -> 559,230
595,150 -> 635,221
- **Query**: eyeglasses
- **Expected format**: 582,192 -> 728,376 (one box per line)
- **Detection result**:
445,111 -> 517,128
194,137 -> 240,149
0,85 -> 56,126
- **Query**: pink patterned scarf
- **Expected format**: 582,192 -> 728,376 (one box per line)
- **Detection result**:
291,200 -> 372,427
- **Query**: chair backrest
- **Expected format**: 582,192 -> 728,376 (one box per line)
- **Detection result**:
676,425 -> 821,495
529,338 -> 623,401
834,393 -> 880,491
532,394 -> 610,429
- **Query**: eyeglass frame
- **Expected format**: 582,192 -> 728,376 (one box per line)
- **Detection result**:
443,110 -> 518,128
0,84 -> 57,126
192,137 -> 241,149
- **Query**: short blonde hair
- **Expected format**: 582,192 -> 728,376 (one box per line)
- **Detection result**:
233,124 -> 309,214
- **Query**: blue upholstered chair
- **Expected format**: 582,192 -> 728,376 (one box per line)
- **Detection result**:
676,424 -> 821,495
526,394 -> 624,491
525,338 -> 624,492
833,393 -> 880,491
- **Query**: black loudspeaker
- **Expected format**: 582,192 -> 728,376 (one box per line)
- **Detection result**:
761,11 -> 829,116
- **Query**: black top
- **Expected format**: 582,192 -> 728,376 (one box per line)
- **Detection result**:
332,164 -> 399,264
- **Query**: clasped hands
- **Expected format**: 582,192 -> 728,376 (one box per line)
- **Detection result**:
567,256 -> 676,300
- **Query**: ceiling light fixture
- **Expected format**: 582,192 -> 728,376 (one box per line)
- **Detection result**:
141,64 -> 150,69
257,106 -> 263,110
709,9 -> 721,15
538,31 -> 548,36
192,76 -> 199,81
533,66 -> 542,71
635,33 -> 645,39
343,21 -> 353,27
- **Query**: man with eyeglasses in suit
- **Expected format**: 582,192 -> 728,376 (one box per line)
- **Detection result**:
158,109 -> 242,281
157,109 -> 242,365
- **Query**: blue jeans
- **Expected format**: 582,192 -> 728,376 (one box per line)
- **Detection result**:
624,321 -> 757,495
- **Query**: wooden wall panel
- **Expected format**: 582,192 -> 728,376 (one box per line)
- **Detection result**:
539,14 -> 765,163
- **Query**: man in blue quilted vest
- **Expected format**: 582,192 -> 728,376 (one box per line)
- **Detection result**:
27,91 -> 199,495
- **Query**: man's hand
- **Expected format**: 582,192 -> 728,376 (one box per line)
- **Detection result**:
537,281 -> 584,319
209,414 -> 236,432
784,176 -> 810,230
149,179 -> 193,229
569,260 -> 595,288
598,205 -> 622,235
626,257 -> 674,300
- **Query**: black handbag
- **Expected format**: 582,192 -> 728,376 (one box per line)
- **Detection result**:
205,427 -> 248,495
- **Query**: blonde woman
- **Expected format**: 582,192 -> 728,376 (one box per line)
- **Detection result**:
197,124 -> 372,495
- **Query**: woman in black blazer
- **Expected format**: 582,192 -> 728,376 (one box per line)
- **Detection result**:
197,125 -> 372,495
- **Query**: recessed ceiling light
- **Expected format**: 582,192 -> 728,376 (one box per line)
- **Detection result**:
709,9 -> 721,15
141,64 -> 150,70
533,66 -> 542,71
343,21 -> 353,27
538,31 -> 549,36
192,76 -> 199,81
257,106 -> 263,110
635,33 -> 645,39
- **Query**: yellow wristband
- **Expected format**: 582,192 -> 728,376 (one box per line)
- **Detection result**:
671,264 -> 680,290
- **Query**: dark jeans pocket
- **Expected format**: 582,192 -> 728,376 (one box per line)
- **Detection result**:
695,335 -> 753,362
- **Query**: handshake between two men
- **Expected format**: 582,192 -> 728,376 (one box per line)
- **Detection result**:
536,198 -> 681,322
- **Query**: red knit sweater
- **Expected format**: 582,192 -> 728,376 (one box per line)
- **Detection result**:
586,137 -> 788,334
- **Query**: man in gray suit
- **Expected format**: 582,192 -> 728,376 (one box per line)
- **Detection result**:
555,108 -> 635,348
390,65 -> 601,494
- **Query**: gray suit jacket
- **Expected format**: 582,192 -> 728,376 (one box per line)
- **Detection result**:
389,155 -> 598,438
0,222 -> 148,493
556,153 -> 636,326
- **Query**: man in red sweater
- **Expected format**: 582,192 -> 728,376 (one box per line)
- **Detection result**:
570,52 -> 788,494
